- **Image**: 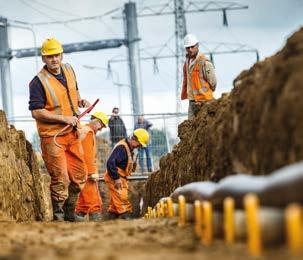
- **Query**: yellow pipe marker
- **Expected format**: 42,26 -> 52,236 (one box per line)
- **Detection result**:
244,193 -> 262,257
152,208 -> 156,218
285,203 -> 302,255
178,195 -> 186,227
224,197 -> 235,245
147,206 -> 152,219
160,201 -> 165,217
202,201 -> 213,245
163,203 -> 168,217
156,202 -> 161,218
194,200 -> 202,237
167,197 -> 174,217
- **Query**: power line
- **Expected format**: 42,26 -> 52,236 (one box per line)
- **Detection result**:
30,0 -> 81,18
7,5 -> 120,26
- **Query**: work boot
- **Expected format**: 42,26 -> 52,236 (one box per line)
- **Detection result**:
119,212 -> 132,220
63,191 -> 85,222
89,212 -> 101,222
52,199 -> 65,221
75,211 -> 86,220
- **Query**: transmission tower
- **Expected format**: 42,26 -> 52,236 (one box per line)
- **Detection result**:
120,0 -> 249,114
174,0 -> 187,114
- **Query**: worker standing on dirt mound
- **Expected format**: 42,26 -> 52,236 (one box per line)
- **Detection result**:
75,112 -> 108,222
28,38 -> 90,222
181,34 -> 217,119
104,128 -> 149,219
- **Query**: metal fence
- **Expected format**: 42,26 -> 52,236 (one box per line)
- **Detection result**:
96,113 -> 187,173
10,113 -> 187,173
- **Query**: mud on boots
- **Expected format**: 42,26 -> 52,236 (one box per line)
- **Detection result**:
64,188 -> 85,222
52,198 -> 65,221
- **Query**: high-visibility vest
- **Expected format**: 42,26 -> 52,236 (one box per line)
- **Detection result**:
79,124 -> 97,174
35,63 -> 79,137
110,139 -> 134,178
181,54 -> 213,102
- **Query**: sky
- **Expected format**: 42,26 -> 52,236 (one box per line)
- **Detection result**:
1,0 -> 303,140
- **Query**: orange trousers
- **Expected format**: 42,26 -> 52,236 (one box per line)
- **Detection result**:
104,172 -> 132,214
41,131 -> 87,202
76,179 -> 102,214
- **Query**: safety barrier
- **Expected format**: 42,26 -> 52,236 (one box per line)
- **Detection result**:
144,161 -> 303,257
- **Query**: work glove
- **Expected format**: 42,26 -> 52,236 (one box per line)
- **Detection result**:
89,173 -> 99,182
132,162 -> 137,172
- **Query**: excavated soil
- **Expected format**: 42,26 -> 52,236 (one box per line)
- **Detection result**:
0,218 -> 292,260
0,111 -> 51,221
144,27 -> 303,208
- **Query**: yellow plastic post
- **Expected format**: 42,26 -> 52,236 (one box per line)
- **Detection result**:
178,195 -> 186,227
244,193 -> 262,257
194,200 -> 202,237
224,197 -> 235,245
285,203 -> 302,255
202,201 -> 213,245
163,203 -> 168,217
160,201 -> 165,217
156,203 -> 161,218
147,206 -> 152,219
167,197 -> 174,217
152,208 -> 156,218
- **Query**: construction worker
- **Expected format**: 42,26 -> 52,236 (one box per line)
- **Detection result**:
181,34 -> 217,119
76,112 -> 109,221
134,115 -> 153,172
28,38 -> 90,221
104,128 -> 149,219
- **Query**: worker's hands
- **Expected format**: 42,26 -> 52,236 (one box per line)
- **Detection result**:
63,116 -> 78,126
114,178 -> 122,190
78,99 -> 91,108
89,173 -> 99,182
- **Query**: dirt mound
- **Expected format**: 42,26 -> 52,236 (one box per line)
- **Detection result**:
0,111 -> 51,221
144,27 -> 303,208
0,219 -> 291,260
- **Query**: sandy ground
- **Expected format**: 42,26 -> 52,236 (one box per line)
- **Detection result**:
0,218 -> 294,260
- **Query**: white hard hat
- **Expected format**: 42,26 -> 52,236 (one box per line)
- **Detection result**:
183,34 -> 199,48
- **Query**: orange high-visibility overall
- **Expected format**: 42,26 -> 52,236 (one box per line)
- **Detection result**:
76,125 -> 102,214
37,63 -> 87,202
104,139 -> 134,214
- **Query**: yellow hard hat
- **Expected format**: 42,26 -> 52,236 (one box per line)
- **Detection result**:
41,38 -> 63,56
133,128 -> 149,148
91,111 -> 109,127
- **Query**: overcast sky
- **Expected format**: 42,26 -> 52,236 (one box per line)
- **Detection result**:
1,0 -> 302,139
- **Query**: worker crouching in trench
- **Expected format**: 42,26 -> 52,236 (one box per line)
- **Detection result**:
104,128 -> 149,220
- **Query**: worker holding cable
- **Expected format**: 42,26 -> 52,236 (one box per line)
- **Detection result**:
104,128 -> 149,220
75,112 -> 108,222
28,38 -> 91,222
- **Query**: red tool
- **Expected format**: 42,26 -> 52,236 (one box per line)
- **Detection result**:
53,99 -> 100,147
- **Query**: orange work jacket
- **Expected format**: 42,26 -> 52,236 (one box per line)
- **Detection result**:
35,63 -> 79,137
79,124 -> 97,175
181,54 -> 213,102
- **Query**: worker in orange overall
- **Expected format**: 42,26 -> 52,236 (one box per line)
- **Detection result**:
181,34 -> 217,119
76,112 -> 109,221
104,128 -> 149,219
28,38 -> 90,222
